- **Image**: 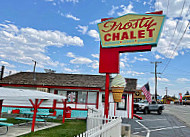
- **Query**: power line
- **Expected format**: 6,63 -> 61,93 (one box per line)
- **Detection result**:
165,0 -> 186,52
159,0 -> 187,74
166,0 -> 170,15
161,21 -> 190,73
176,4 -> 190,41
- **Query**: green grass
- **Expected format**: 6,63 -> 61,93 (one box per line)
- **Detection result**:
18,119 -> 86,137
6,117 -> 24,124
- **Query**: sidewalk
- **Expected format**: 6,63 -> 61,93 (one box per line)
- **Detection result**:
0,122 -> 61,137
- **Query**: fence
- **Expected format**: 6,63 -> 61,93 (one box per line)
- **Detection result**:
75,108 -> 122,137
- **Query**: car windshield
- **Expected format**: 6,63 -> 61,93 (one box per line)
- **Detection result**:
139,100 -> 148,103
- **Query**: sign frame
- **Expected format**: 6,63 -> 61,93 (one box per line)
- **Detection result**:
97,13 -> 165,48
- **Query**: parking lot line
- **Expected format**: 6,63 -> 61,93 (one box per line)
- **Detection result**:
136,120 -> 150,137
138,119 -> 167,122
133,126 -> 186,135
149,126 -> 186,132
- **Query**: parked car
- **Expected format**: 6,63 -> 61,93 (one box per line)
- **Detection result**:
134,100 -> 164,115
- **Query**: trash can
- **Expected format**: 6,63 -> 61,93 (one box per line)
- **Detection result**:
66,106 -> 71,118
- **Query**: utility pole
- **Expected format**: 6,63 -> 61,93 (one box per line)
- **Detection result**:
0,66 -> 5,80
32,60 -> 37,81
151,61 -> 162,102
165,87 -> 168,98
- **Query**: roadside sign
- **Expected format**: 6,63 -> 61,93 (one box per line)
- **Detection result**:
98,13 -> 165,48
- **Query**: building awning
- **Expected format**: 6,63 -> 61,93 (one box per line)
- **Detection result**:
0,87 -> 66,100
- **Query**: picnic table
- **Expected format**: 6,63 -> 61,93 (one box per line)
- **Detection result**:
15,111 -> 56,127
20,111 -> 56,119
0,118 -> 13,135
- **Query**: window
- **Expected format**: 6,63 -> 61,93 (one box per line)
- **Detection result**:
152,101 -> 156,104
58,91 -> 67,98
117,95 -> 127,110
88,92 -> 97,104
67,91 -> 77,103
77,91 -> 87,103
102,94 -> 105,102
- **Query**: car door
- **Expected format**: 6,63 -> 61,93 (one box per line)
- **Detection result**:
149,101 -> 158,110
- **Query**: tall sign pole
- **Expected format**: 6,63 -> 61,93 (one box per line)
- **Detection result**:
104,73 -> 110,117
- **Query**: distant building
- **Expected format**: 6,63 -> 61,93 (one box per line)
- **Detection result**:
133,88 -> 146,102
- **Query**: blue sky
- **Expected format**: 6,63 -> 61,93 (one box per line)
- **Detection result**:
0,0 -> 190,97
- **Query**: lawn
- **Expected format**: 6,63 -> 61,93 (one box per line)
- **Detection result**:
7,118 -> 86,137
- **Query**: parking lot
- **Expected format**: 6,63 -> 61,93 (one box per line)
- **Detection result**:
123,105 -> 190,137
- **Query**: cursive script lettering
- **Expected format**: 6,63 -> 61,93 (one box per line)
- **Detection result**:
102,17 -> 157,32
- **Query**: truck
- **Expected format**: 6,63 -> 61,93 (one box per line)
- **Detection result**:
134,100 -> 164,115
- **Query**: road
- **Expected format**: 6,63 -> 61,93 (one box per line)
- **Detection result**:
123,104 -> 190,137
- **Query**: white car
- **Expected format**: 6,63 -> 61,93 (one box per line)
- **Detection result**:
134,100 -> 164,115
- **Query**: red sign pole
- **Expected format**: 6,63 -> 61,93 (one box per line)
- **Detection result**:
104,73 -> 110,118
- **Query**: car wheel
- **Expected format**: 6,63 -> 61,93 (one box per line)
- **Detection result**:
157,108 -> 162,115
144,108 -> 149,114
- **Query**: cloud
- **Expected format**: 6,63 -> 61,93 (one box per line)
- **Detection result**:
117,4 -> 136,16
63,67 -> 78,73
157,77 -> 169,82
155,54 -> 164,59
70,57 -> 92,64
120,55 -> 128,63
67,52 -> 93,64
151,77 -> 169,82
176,78 -> 190,82
45,0 -> 79,4
155,0 -> 190,18
67,52 -> 75,58
0,61 -> 15,68
89,19 -> 101,25
152,1 -> 190,59
108,4 -> 135,16
65,0 -> 79,3
108,5 -> 119,15
90,60 -> 99,69
131,57 -> 149,63
76,25 -> 88,34
88,30 -> 100,41
65,14 -> 80,21
91,54 -> 99,59
120,61 -> 125,68
126,70 -> 144,76
0,23 -> 83,68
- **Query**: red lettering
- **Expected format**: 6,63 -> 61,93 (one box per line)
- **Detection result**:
138,30 -> 145,38
112,33 -> 120,41
147,29 -> 155,37
121,32 -> 129,40
130,31 -> 136,39
104,33 -> 111,41
102,21 -> 122,32
101,16 -> 158,32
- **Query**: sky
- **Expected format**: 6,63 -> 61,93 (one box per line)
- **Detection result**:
0,0 -> 190,98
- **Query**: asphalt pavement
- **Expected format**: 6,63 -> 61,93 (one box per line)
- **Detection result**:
123,104 -> 190,137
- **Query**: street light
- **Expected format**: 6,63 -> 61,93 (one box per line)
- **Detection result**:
32,60 -> 37,81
